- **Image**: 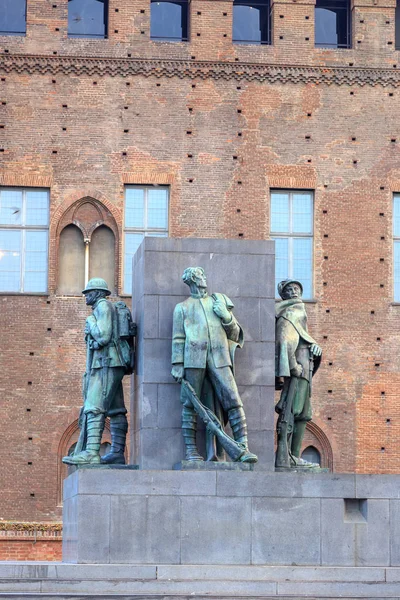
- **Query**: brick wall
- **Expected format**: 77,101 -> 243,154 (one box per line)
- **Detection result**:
0,524 -> 62,561
1,0 -> 400,527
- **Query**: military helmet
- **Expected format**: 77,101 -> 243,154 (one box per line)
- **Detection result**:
277,279 -> 303,298
82,277 -> 111,296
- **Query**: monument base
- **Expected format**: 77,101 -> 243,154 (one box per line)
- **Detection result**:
63,469 -> 400,568
174,460 -> 254,471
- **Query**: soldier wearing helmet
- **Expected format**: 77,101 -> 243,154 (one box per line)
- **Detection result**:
275,279 -> 322,469
63,278 -> 129,466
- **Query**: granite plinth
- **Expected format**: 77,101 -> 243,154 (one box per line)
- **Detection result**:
67,464 -> 139,474
130,237 -> 275,471
174,461 -> 254,471
63,470 -> 400,567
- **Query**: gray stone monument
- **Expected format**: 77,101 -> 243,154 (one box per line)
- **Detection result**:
130,237 -> 275,470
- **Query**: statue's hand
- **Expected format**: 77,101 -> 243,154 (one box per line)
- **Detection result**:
310,343 -> 322,357
290,364 -> 303,378
212,299 -> 231,324
171,364 -> 184,383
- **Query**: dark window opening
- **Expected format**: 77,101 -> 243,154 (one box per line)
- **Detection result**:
315,0 -> 351,48
150,0 -> 188,41
301,446 -> 321,465
396,0 -> 400,49
0,0 -> 26,35
68,0 -> 107,38
233,0 -> 271,45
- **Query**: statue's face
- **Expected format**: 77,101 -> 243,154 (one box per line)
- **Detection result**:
84,290 -> 98,305
282,283 -> 302,300
192,269 -> 207,289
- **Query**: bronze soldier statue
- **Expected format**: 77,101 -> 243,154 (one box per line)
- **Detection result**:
63,278 -> 135,466
171,267 -> 257,464
275,279 -> 322,470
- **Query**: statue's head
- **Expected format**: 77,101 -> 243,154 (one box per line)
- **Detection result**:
82,277 -> 111,305
182,267 -> 207,290
278,279 -> 303,300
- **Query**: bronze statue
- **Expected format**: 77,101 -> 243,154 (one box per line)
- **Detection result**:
63,278 -> 135,466
171,267 -> 258,464
275,279 -> 322,470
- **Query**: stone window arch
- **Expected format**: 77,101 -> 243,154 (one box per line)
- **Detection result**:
56,197 -> 118,295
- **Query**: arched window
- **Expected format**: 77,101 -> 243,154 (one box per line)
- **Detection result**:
58,224 -> 85,295
68,0 -> 108,38
150,0 -> 188,41
301,445 -> 321,465
89,225 -> 115,288
315,0 -> 351,48
233,0 -> 271,45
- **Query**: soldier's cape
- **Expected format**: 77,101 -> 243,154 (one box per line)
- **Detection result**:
275,298 -> 321,379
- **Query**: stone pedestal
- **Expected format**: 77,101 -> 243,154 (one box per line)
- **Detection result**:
130,237 -> 275,470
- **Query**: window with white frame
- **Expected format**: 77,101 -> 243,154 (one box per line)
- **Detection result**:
0,188 -> 49,293
271,190 -> 314,299
394,194 -> 400,301
124,185 -> 169,294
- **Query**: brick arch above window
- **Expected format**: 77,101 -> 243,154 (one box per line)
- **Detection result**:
302,421 -> 334,471
50,193 -> 121,294
57,418 -> 111,506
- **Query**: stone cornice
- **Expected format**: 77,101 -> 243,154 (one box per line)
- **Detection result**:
1,54 -> 400,86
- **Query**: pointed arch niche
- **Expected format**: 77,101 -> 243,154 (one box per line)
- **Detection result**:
57,197 -> 119,295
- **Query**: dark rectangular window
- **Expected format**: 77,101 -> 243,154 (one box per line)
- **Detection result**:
233,0 -> 271,45
150,0 -> 188,42
396,0 -> 400,50
315,0 -> 351,49
0,0 -> 26,35
68,0 -> 108,38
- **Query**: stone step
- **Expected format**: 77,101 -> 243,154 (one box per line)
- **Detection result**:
1,563 -> 400,597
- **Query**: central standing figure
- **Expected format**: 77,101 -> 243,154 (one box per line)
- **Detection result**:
171,267 -> 257,464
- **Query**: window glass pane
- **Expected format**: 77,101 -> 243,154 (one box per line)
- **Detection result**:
147,189 -> 168,228
315,7 -> 338,47
125,188 -> 145,228
68,0 -> 106,37
394,241 -> 400,301
0,229 -> 21,292
25,190 -> 49,226
151,1 -> 187,40
292,237 -> 312,299
315,0 -> 349,48
273,237 -> 289,296
124,233 -> 144,294
396,2 -> 400,49
301,446 -> 321,465
24,231 -> 48,292
0,190 -> 23,225
292,193 -> 313,234
233,5 -> 262,43
271,192 -> 289,233
394,195 -> 400,238
0,0 -> 26,34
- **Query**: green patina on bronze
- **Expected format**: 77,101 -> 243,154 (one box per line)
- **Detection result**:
275,279 -> 323,471
62,278 -> 135,467
171,267 -> 258,464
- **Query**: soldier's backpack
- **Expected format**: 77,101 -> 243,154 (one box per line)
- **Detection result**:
114,301 -> 137,375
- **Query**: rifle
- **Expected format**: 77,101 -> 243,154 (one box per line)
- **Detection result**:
73,334 -> 94,456
309,351 -> 314,399
275,375 -> 298,469
181,379 -> 247,462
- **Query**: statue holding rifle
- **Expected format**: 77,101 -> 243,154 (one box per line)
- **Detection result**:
275,279 -> 322,470
171,266 -> 258,464
63,278 -> 135,466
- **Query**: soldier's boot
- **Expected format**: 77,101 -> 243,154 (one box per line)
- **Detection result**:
101,414 -> 128,465
182,406 -> 203,461
63,413 -> 105,465
228,407 -> 258,464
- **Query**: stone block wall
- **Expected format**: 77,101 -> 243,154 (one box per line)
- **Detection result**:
130,237 -> 275,470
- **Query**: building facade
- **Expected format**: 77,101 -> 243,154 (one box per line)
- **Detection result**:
1,0 -> 400,544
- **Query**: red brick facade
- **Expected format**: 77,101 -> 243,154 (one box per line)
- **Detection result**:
1,0 -> 400,536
